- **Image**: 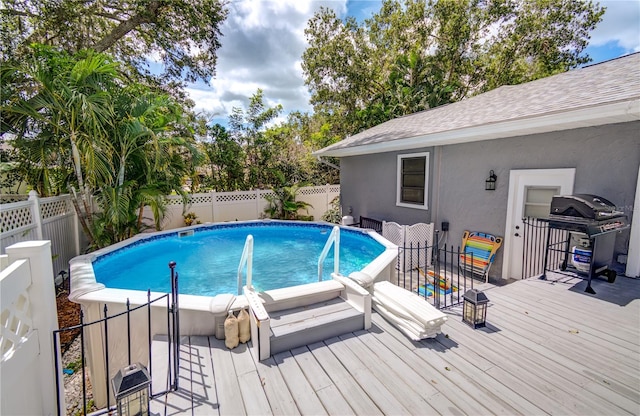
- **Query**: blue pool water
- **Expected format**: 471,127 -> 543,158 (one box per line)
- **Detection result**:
93,222 -> 385,296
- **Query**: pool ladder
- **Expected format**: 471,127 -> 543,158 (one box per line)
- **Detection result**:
236,226 -> 341,294
317,226 -> 340,281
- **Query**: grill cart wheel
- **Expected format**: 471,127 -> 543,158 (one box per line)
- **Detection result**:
606,269 -> 617,284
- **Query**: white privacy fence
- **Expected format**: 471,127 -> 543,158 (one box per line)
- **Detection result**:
1,191 -> 81,277
143,185 -> 341,230
1,185 -> 340,273
1,241 -> 62,415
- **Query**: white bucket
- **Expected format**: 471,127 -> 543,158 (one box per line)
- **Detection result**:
341,215 -> 355,226
571,246 -> 592,273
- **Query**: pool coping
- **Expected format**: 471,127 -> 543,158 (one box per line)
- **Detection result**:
69,220 -> 399,311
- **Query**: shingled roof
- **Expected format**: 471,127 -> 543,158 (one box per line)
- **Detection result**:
314,53 -> 640,157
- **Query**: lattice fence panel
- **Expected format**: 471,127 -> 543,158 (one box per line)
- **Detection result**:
0,292 -> 33,359
382,221 -> 404,246
40,198 -> 72,219
165,197 -> 184,206
404,222 -> 434,270
0,195 -> 28,204
188,194 -> 213,205
383,222 -> 434,272
216,192 -> 258,203
298,186 -> 327,196
0,205 -> 33,233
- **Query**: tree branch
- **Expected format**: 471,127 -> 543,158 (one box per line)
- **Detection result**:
91,1 -> 161,52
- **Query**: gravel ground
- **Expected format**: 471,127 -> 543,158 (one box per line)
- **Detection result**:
61,336 -> 96,415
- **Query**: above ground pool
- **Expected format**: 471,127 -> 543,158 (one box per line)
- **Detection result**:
91,221 -> 387,297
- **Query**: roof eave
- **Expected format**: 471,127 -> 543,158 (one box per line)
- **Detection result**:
313,99 -> 640,157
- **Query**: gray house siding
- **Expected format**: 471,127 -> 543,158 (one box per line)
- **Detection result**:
340,121 -> 639,280
340,147 -> 435,225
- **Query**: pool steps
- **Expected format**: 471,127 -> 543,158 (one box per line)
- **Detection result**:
245,277 -> 371,361
268,297 -> 364,356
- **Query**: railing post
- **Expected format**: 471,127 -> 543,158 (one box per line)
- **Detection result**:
168,261 -> 179,390
28,190 -> 44,239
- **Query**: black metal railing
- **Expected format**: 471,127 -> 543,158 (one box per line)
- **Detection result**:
357,216 -> 383,233
395,233 -> 474,309
53,262 -> 180,416
521,217 -> 569,279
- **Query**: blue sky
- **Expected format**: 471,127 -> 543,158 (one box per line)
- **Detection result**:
182,0 -> 639,127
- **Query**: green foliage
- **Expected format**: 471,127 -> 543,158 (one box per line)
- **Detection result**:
321,196 -> 342,224
183,212 -> 199,226
1,46 -> 198,248
303,0 -> 605,134
1,0 -> 228,83
264,175 -> 313,220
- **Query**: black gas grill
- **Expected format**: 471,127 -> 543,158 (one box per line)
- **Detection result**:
542,194 -> 629,294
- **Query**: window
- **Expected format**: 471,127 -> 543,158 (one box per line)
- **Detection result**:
396,152 -> 429,210
523,186 -> 560,219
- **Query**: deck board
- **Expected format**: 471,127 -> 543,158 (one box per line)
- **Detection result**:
190,336 -> 219,415
273,350 -> 328,415
251,355 -> 300,416
150,273 -> 640,416
289,346 -> 355,415
305,341 -> 382,415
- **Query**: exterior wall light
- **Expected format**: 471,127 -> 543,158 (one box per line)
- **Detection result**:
462,289 -> 489,328
485,170 -> 497,190
112,363 -> 151,416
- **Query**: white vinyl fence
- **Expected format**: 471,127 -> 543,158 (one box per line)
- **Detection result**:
1,191 -> 81,278
1,185 -> 340,272
143,185 -> 340,230
1,241 -> 62,415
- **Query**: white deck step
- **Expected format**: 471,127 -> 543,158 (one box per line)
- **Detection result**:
269,297 -> 364,355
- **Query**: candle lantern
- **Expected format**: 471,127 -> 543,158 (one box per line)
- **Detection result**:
462,289 -> 489,328
112,363 -> 151,416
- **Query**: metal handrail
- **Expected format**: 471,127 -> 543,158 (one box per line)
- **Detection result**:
318,226 -> 340,281
237,235 -> 254,295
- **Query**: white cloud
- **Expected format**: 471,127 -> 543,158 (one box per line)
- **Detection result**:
589,0 -> 640,52
187,0 -> 348,122
187,0 -> 640,121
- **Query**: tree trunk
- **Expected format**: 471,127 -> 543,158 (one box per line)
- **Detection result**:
92,1 -> 162,52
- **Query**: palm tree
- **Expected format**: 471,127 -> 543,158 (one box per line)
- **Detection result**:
2,46 -> 199,248
2,47 -> 117,245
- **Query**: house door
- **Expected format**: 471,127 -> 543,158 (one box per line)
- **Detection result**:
502,168 -> 576,279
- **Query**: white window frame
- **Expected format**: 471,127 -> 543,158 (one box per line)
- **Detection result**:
396,152 -> 429,210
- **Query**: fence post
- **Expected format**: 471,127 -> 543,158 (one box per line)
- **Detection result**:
325,184 -> 330,213
71,196 -> 81,256
6,241 -> 61,414
28,190 -> 44,240
211,190 -> 217,223
255,189 -> 261,219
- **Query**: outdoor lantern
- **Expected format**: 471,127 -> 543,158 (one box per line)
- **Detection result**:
462,289 -> 489,328
112,363 -> 151,416
485,170 -> 497,190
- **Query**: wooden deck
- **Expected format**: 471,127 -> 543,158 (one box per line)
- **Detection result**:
150,273 -> 640,415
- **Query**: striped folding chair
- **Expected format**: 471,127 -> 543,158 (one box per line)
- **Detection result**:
460,231 -> 503,283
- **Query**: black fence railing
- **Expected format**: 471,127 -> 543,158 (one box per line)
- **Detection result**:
522,217 -> 569,279
395,236 -> 475,309
53,262 -> 180,416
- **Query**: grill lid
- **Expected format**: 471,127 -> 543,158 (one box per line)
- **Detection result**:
550,194 -> 623,221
